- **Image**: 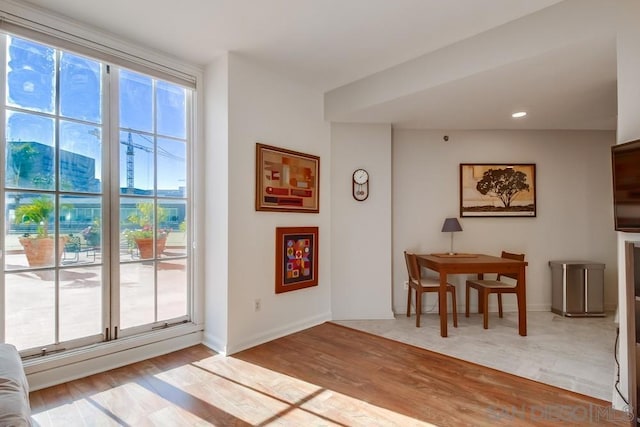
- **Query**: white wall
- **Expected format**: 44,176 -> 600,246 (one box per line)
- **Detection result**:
331,123 -> 394,319
393,130 -> 617,316
203,55 -> 230,353
613,0 -> 640,411
221,54 -> 332,354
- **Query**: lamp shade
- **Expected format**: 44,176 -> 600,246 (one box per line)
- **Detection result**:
441,217 -> 462,233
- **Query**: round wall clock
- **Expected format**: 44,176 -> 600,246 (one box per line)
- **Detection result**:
352,168 -> 369,201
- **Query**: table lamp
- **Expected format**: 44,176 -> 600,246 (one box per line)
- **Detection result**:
441,217 -> 462,255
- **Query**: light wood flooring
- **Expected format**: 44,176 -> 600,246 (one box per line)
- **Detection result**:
29,322 -> 631,426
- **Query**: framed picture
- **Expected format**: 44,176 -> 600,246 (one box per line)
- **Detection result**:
256,143 -> 320,213
460,163 -> 536,217
275,226 -> 319,293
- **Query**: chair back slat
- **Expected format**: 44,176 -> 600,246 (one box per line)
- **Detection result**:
404,251 -> 420,283
497,251 -> 525,281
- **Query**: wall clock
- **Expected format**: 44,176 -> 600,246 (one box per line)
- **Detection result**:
352,168 -> 369,201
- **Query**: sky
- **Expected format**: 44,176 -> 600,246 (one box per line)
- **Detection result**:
5,36 -> 187,194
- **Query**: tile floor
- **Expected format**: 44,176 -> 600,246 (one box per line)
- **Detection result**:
334,310 -> 620,402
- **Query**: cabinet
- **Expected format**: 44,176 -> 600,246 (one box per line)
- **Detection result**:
549,261 -> 605,317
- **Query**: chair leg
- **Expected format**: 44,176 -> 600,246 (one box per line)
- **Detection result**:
465,284 -> 470,317
406,286 -> 412,317
450,287 -> 458,328
415,290 -> 422,327
498,293 -> 503,318
483,290 -> 489,329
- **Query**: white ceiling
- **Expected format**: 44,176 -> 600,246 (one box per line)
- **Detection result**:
16,0 -> 617,130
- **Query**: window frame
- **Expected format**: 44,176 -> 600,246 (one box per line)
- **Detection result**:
0,11 -> 203,367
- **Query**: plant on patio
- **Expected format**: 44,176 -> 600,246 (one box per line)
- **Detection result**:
15,196 -> 66,267
124,202 -> 169,259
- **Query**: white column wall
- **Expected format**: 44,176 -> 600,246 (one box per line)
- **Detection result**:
330,123 -> 394,319
202,55 -> 230,353
224,54 -> 332,354
613,0 -> 640,411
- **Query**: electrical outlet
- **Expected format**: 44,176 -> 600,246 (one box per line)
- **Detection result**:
254,299 -> 261,312
403,281 -> 408,290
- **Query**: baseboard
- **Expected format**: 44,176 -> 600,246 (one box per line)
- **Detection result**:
398,298 -> 618,316
332,311 -> 396,321
224,311 -> 332,355
202,331 -> 227,356
395,303 -> 563,315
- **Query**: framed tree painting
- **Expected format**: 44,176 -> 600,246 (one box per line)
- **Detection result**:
460,163 -> 536,217
275,226 -> 319,293
256,143 -> 320,213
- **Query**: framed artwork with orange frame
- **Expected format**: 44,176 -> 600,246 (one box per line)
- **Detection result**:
275,226 -> 319,294
460,163 -> 536,217
256,143 -> 320,213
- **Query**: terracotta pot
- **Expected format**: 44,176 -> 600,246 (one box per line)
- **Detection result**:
134,236 -> 167,259
19,237 -> 67,267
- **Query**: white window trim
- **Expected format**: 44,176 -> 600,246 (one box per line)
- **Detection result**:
25,323 -> 204,391
0,0 -> 207,387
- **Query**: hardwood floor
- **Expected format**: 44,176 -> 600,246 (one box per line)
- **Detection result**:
30,322 -> 631,426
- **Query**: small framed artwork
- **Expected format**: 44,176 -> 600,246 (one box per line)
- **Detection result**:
275,226 -> 319,293
460,163 -> 536,217
256,143 -> 320,213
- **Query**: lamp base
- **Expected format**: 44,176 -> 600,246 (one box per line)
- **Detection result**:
431,253 -> 479,258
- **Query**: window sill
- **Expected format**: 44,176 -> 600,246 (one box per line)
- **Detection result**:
24,322 -> 204,391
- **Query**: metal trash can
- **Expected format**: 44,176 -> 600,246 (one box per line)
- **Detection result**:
549,261 -> 605,317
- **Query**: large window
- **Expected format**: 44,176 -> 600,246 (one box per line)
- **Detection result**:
1,35 -> 192,356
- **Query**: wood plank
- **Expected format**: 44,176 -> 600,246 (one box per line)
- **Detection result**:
30,323 -> 631,426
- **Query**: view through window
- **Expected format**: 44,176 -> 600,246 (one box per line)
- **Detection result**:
2,35 -> 191,356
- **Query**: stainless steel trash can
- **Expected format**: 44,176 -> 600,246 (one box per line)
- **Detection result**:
549,261 -> 605,317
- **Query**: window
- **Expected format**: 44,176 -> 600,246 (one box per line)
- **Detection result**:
1,34 -> 193,356
117,68 -> 189,335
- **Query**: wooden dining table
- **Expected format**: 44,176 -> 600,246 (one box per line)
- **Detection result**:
416,253 -> 528,337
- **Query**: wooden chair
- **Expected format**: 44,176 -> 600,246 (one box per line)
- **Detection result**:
465,251 -> 525,329
404,251 -> 458,328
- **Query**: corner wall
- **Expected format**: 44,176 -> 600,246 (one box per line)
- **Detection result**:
393,129 -> 617,315
613,0 -> 640,410
330,123 -> 394,319
203,55 -> 230,353
224,54 -> 332,353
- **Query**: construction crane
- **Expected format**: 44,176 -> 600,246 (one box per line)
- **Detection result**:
125,132 -> 140,192
120,131 -> 184,194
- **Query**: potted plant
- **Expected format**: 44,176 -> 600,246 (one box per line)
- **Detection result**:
15,197 -> 66,267
125,202 -> 169,259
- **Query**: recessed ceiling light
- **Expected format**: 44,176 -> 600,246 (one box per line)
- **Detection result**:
512,111 -> 527,118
